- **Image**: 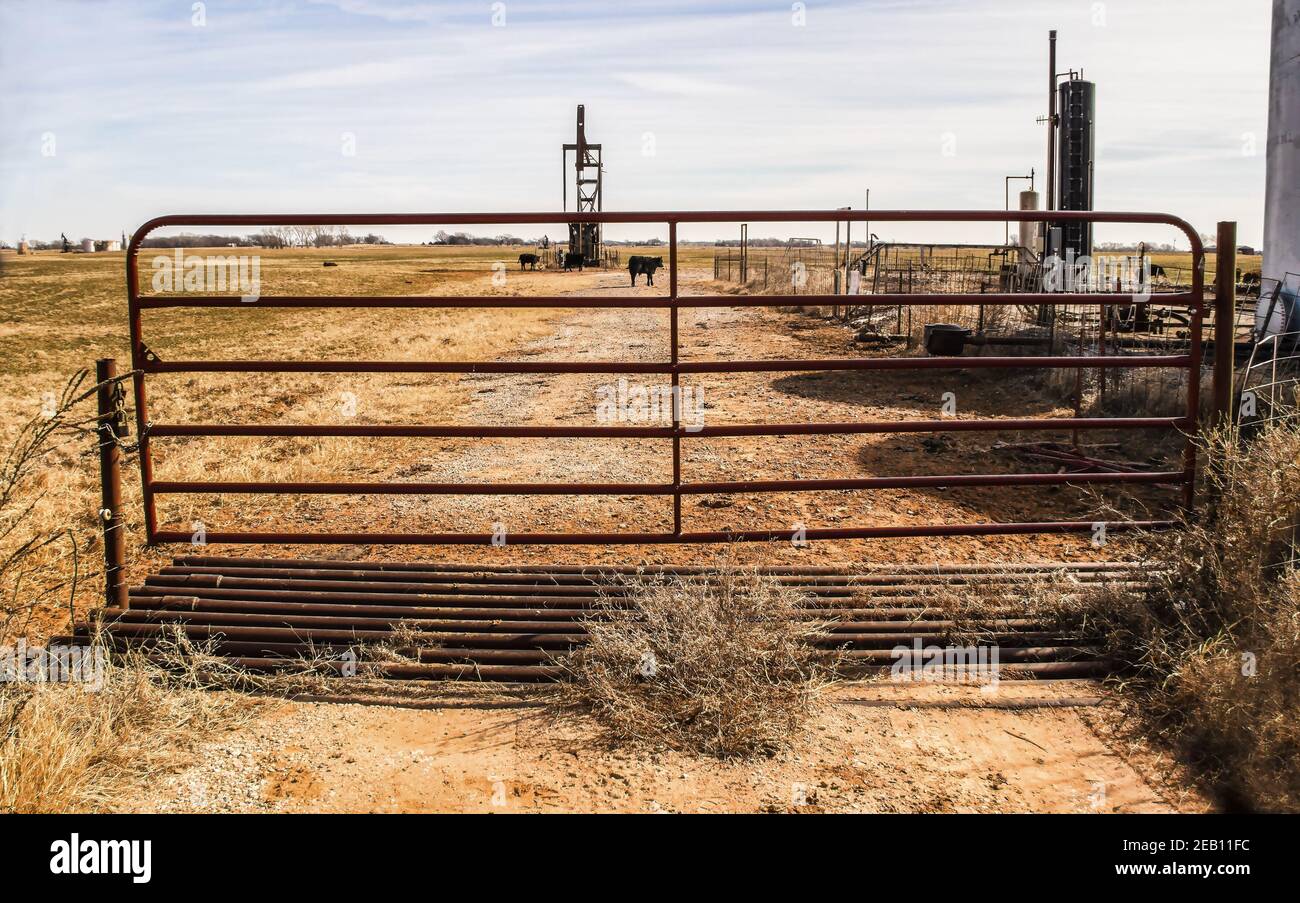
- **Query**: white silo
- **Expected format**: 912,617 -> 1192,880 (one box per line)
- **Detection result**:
1018,190 -> 1041,262
1260,0 -> 1300,337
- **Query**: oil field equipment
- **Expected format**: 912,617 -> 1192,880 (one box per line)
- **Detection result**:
562,104 -> 603,267
1040,31 -> 1096,264
1054,75 -> 1096,261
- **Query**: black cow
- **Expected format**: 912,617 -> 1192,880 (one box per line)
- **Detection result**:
1148,263 -> 1167,279
628,255 -> 664,286
519,253 -> 538,270
563,252 -> 585,271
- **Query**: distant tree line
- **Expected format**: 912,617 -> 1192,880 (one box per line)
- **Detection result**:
428,230 -> 537,246
11,239 -> 69,250
246,226 -> 388,249
136,227 -> 389,249
425,232 -> 681,247
1095,241 -> 1182,252
712,237 -> 862,248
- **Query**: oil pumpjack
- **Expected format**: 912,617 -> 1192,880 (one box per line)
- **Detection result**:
562,104 -> 603,266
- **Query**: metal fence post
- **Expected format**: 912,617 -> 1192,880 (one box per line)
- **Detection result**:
1213,221 -> 1238,428
96,358 -> 128,607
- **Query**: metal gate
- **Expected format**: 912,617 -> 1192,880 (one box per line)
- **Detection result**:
124,209 -> 1205,546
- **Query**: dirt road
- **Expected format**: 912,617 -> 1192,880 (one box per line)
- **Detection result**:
131,682 -> 1199,814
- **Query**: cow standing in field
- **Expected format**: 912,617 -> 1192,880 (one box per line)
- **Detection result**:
628,255 -> 664,286
563,252 -> 584,271
519,253 -> 538,270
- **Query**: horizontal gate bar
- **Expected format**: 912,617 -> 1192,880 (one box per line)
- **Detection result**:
150,471 -> 1185,496
680,472 -> 1185,492
153,480 -> 676,495
134,291 -> 1197,310
693,416 -> 1186,436
150,423 -> 677,438
146,360 -> 674,374
151,520 -> 1172,545
677,355 -> 1191,372
130,208 -> 1202,230
147,416 -> 1186,439
144,354 -> 1191,375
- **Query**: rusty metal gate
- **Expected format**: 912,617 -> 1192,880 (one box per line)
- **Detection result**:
124,209 -> 1205,547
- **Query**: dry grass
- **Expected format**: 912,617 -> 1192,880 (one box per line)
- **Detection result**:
0,639 -> 252,813
916,421 -> 1300,811
0,376 -> 251,813
919,568 -> 1119,642
549,561 -> 841,758
0,369 -> 104,645
1094,421 -> 1300,812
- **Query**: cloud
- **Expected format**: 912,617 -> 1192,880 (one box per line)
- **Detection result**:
613,72 -> 744,97
256,56 -> 436,91
304,0 -> 444,24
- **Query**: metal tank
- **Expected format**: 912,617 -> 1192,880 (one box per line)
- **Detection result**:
1260,0 -> 1300,338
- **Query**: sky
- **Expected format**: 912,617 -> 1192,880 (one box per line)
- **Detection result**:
0,0 -> 1273,247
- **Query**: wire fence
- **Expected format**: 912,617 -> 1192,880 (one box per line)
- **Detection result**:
533,246 -> 622,269
713,241 -> 1254,420
1240,328 -> 1300,429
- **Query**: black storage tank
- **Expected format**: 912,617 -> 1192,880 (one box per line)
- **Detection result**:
1055,78 -> 1095,261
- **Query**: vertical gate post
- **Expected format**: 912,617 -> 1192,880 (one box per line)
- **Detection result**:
1212,221 -> 1238,428
669,221 -> 682,537
96,358 -> 128,607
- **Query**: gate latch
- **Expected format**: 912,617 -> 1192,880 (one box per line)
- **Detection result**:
109,380 -> 130,438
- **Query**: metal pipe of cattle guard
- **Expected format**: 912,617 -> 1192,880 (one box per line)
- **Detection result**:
96,358 -> 128,607
1213,221 -> 1238,428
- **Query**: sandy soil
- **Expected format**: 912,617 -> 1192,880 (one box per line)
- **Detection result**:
127,682 -> 1203,814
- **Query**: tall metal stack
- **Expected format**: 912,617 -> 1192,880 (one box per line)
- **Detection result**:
1055,76 -> 1095,260
562,104 -> 603,265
